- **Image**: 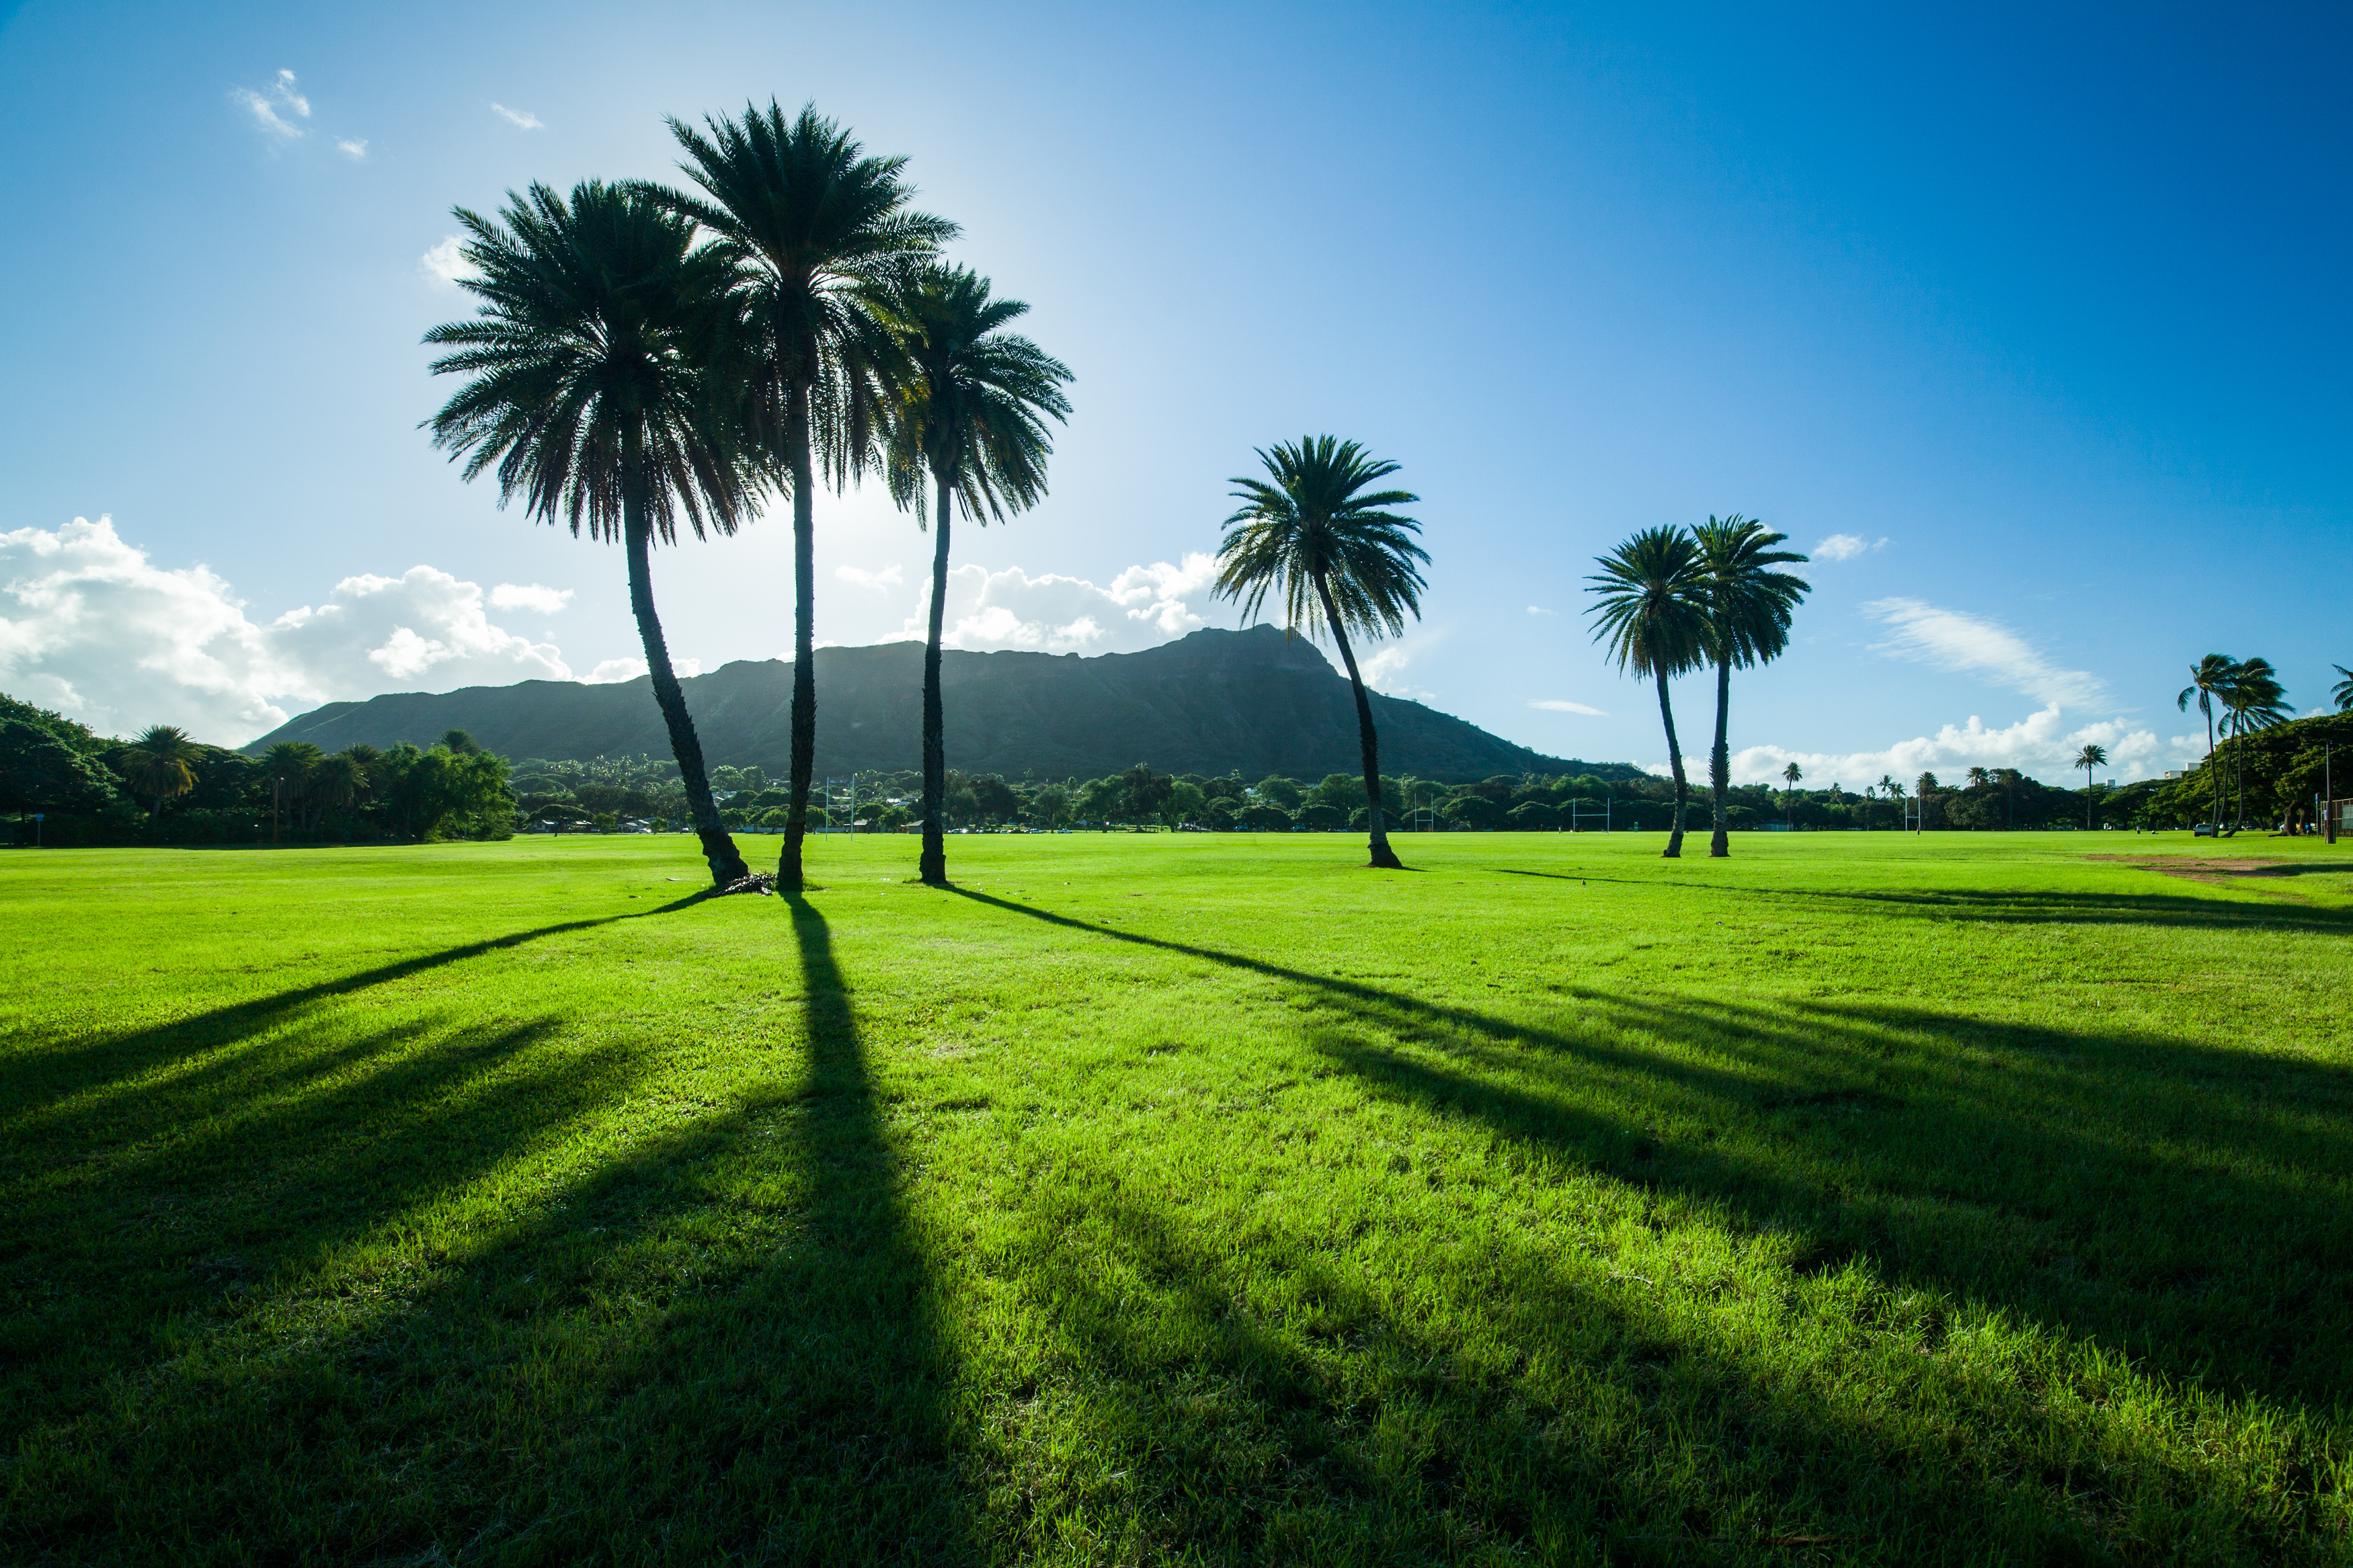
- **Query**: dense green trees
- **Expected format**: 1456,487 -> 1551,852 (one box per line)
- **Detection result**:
1215,437 -> 1427,870
422,180 -> 758,888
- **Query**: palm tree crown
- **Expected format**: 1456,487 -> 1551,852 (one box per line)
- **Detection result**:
118,724 -> 200,823
1216,436 -> 1426,870
423,181 -> 759,543
2333,664 -> 2353,713
1217,437 -> 1426,640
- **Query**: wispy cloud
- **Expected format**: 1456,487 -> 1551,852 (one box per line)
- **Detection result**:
489,583 -> 573,615
1525,604 -> 1553,616
1861,596 -> 2105,709
231,69 -> 310,140
1529,698 -> 1607,716
420,236 -> 477,287
1814,533 -> 1888,562
836,563 -> 905,593
334,138 -> 368,160
1724,708 -> 2177,787
490,103 -> 545,130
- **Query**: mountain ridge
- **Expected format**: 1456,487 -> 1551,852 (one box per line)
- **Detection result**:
247,625 -> 1648,783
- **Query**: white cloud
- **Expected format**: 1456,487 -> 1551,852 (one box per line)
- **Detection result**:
585,655 -> 699,684
1722,708 -> 2185,788
231,69 -> 311,140
1530,698 -> 1607,716
1526,604 -> 1553,616
420,236 -> 477,287
1861,596 -> 2106,708
334,138 -> 368,160
489,582 -> 573,615
1815,533 -> 1888,562
1356,636 -> 1441,704
836,563 -> 904,593
490,103 -> 545,130
0,516 -> 577,745
897,552 -> 1221,653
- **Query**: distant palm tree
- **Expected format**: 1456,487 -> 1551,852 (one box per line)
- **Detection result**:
1966,766 -> 1991,790
1587,527 -> 1708,857
423,180 -> 761,888
1780,760 -> 1802,827
877,264 -> 1072,885
664,102 -> 956,892
1216,436 -> 1427,870
2073,743 -> 2109,829
2177,653 -> 2236,829
2334,665 -> 2353,713
2220,657 -> 2287,827
1915,771 -> 1940,831
1880,775 -> 1906,831
1692,516 -> 1811,858
260,741 -> 325,833
1998,767 -> 2021,829
116,725 -> 200,827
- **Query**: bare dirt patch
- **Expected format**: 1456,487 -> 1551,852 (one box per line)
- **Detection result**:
2089,855 -> 2352,894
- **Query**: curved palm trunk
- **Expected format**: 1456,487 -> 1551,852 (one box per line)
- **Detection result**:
779,376 -> 818,891
1312,573 -> 1402,870
2204,707 -> 2221,827
624,486 -> 748,889
1654,666 -> 1689,858
1708,655 -> 1732,857
919,468 -> 953,884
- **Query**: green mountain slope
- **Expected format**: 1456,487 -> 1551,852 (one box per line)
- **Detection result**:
246,625 -> 1646,782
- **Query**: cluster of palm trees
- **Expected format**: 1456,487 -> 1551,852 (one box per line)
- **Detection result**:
2177,654 -> 2289,828
1583,518 -> 1810,858
424,102 -> 1070,891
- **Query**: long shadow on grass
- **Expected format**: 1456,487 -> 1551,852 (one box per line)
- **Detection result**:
948,889 -> 2353,1409
1,891 -> 709,1127
1499,868 -> 2353,933
3,897 -> 971,1565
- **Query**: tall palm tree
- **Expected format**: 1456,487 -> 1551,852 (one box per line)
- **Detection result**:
2333,665 -> 2353,713
2177,653 -> 2236,829
1587,527 -> 1708,857
2073,743 -> 2109,829
1215,436 -> 1427,870
1692,515 -> 1811,858
1915,772 -> 1940,831
663,102 -> 956,892
2221,657 -> 2287,827
423,180 -> 762,889
116,725 -> 199,827
876,264 -> 1072,885
1881,775 -> 1906,831
1780,760 -> 1802,827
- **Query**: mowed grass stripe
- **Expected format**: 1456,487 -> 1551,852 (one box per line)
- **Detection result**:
2,833 -> 2348,1564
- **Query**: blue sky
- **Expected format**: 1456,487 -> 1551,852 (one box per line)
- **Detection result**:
0,1 -> 2344,782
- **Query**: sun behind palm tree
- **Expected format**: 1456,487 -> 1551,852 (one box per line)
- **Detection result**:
663,102 -> 957,893
1692,515 -> 1810,858
422,180 -> 762,889
1586,527 -> 1708,858
876,263 -> 1072,886
1215,436 -> 1427,871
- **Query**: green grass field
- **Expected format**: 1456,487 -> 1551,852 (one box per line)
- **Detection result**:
3,831 -> 2350,1565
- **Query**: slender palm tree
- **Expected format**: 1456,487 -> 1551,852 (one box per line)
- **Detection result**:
1881,775 -> 1907,831
116,725 -> 200,827
1215,437 -> 1427,870
662,102 -> 956,892
2221,657 -> 2287,827
2177,653 -> 2236,829
1691,515 -> 1811,858
423,180 -> 762,889
1587,527 -> 1708,857
1780,760 -> 1802,827
876,264 -> 1072,885
2333,665 -> 2353,713
2073,743 -> 2109,829
1915,772 -> 1940,831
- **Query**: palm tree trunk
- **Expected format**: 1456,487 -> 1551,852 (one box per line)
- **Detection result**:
779,374 -> 817,892
2206,708 -> 2221,827
1708,655 -> 1732,857
1654,665 -> 1688,858
1312,573 -> 1402,870
623,477 -> 748,889
919,469 -> 953,885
